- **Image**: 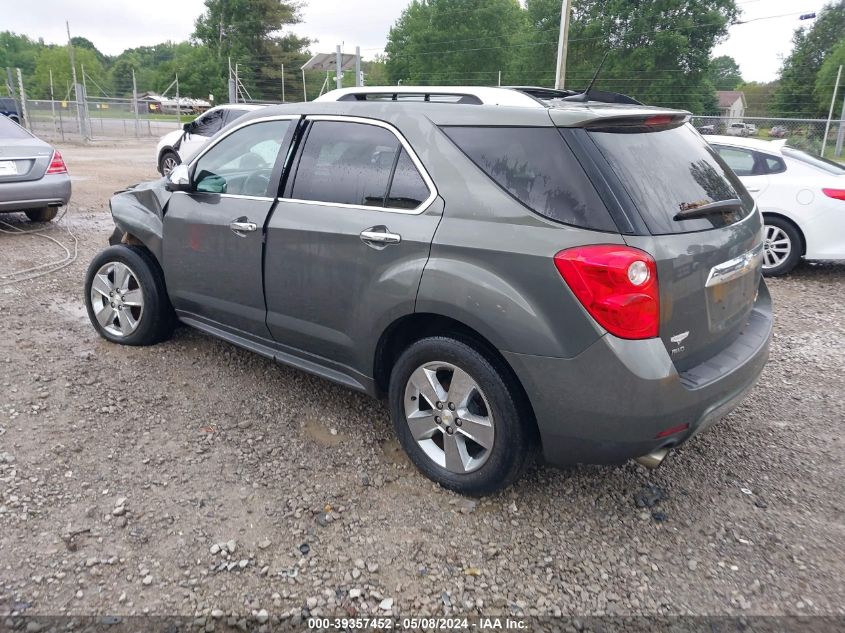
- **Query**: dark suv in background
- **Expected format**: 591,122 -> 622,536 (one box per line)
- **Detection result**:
84,86 -> 772,495
1,97 -> 22,124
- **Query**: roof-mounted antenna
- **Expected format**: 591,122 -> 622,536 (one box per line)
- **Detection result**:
564,50 -> 609,102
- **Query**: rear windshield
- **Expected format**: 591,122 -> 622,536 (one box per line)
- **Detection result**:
588,124 -> 754,235
441,126 -> 615,231
0,114 -> 32,139
782,147 -> 845,175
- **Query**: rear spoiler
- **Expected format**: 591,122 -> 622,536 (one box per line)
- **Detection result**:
508,86 -> 643,106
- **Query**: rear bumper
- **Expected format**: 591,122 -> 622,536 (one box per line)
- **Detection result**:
0,174 -> 71,212
504,280 -> 772,467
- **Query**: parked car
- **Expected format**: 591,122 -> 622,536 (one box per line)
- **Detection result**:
0,97 -> 22,124
709,135 -> 845,275
769,125 -> 788,138
0,113 -> 70,222
744,123 -> 758,136
86,86 -> 772,495
726,122 -> 750,137
155,104 -> 265,176
696,124 -> 716,135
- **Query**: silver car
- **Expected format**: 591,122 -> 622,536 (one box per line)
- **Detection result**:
0,115 -> 71,222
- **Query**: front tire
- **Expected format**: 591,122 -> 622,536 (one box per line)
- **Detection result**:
84,245 -> 175,346
388,337 -> 530,496
25,207 -> 58,222
762,216 -> 802,277
158,150 -> 180,177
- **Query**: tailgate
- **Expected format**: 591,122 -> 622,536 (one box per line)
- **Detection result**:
583,120 -> 763,369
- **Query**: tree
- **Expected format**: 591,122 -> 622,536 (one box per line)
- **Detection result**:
510,0 -> 738,113
31,45 -> 106,99
708,55 -> 743,90
771,1 -> 845,117
0,31 -> 45,78
193,0 -> 311,101
740,80 -> 778,117
385,0 -> 525,86
815,38 -> 845,114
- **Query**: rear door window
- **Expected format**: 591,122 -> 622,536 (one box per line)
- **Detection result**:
291,120 -> 426,208
442,126 -> 615,231
587,124 -> 754,234
714,146 -> 755,176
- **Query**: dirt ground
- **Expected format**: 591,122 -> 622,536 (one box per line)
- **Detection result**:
1,140 -> 843,623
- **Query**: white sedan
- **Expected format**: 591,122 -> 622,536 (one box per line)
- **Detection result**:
708,135 -> 845,275
155,104 -> 265,176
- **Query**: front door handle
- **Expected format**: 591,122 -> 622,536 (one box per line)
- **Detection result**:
229,219 -> 257,235
746,187 -> 761,192
360,228 -> 401,246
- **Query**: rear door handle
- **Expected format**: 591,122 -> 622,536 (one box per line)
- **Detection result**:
360,228 -> 401,246
229,220 -> 257,235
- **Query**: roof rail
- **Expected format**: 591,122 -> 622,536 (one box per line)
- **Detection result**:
314,86 -> 545,108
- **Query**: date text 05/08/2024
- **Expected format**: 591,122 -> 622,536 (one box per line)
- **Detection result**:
307,617 -> 527,630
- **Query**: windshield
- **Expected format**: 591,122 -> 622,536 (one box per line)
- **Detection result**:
587,123 -> 754,235
782,147 -> 845,175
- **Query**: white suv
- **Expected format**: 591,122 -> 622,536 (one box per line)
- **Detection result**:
155,104 -> 265,176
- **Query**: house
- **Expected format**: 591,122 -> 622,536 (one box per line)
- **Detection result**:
717,90 -> 746,124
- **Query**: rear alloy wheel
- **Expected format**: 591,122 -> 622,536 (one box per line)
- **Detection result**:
25,207 -> 58,222
84,245 -> 175,346
158,150 -> 180,177
762,217 -> 802,277
389,337 -> 529,496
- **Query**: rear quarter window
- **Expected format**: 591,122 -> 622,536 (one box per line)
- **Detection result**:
441,126 -> 616,232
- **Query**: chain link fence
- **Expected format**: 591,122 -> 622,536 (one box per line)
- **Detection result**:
691,116 -> 845,160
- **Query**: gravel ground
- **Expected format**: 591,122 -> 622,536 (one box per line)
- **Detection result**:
1,140 -> 843,622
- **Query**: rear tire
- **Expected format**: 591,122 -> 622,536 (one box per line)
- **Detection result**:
762,216 -> 802,277
84,245 -> 175,346
158,150 -> 180,177
25,207 -> 58,223
388,337 -> 530,496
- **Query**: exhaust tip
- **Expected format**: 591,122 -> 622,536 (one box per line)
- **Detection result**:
635,448 -> 670,470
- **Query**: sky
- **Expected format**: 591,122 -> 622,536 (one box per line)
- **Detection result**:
0,0 -> 834,83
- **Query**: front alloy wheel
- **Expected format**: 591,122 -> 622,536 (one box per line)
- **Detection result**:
84,245 -> 175,345
404,361 -> 495,474
89,261 -> 144,338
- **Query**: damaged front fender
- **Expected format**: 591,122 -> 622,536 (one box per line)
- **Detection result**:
110,178 -> 173,263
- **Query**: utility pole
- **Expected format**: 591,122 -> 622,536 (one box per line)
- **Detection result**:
281,64 -> 285,102
554,0 -> 572,89
336,45 -> 343,90
302,68 -> 307,101
355,46 -> 361,87
234,63 -> 239,103
835,84 -> 845,158
131,67 -> 139,138
15,68 -> 29,129
227,57 -> 236,104
822,64 -> 842,157
175,73 -> 181,128
67,21 -> 86,138
49,69 -> 59,138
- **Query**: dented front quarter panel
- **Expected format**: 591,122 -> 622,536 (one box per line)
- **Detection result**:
110,178 -> 173,263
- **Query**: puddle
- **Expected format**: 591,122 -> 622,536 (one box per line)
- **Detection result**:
379,437 -> 411,467
301,407 -> 347,447
46,298 -> 90,325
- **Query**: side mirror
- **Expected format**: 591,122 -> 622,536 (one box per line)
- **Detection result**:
183,121 -> 195,134
165,163 -> 191,192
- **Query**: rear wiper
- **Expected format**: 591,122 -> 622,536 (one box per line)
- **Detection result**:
674,198 -> 743,220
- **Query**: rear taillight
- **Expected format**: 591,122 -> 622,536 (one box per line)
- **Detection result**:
46,150 -> 67,175
554,245 -> 659,340
822,188 -> 845,201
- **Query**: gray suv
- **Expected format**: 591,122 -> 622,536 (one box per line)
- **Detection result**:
84,87 -> 772,495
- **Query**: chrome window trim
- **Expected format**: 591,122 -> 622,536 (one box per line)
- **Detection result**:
188,114 -> 301,172
279,114 -> 437,215
186,114 -> 301,201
